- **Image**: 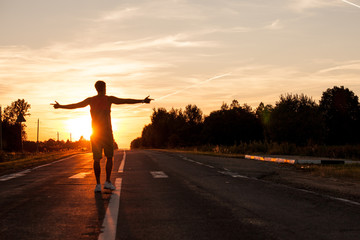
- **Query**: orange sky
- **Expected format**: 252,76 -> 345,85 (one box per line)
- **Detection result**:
1,0 -> 360,148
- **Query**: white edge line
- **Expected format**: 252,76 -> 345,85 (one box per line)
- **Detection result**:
118,150 -> 126,173
98,178 -> 122,240
296,187 -> 360,206
0,154 -> 82,182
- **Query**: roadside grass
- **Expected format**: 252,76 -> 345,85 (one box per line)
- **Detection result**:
298,164 -> 360,181
156,148 -> 245,158
0,150 -> 89,175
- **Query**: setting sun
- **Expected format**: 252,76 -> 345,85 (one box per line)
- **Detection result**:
66,115 -> 92,141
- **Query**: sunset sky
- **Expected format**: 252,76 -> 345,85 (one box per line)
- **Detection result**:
1,0 -> 360,148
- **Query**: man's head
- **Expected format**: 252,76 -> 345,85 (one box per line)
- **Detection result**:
95,80 -> 106,95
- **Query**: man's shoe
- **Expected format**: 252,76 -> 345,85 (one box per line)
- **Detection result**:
95,184 -> 102,192
104,181 -> 116,190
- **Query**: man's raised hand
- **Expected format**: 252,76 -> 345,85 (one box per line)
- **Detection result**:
143,96 -> 153,104
51,101 -> 60,109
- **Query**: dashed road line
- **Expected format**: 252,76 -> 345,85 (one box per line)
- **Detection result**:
69,171 -> 92,179
179,155 -> 216,169
98,178 -> 122,240
150,171 -> 169,178
218,171 -> 250,179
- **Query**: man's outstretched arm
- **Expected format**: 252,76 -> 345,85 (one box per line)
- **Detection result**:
110,96 -> 153,105
52,98 -> 90,109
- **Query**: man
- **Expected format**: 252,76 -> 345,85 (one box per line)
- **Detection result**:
52,80 -> 152,192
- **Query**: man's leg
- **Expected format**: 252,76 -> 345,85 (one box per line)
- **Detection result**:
105,157 -> 113,183
93,160 -> 101,184
91,137 -> 103,192
104,157 -> 115,190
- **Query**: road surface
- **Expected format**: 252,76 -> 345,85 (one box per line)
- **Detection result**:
0,150 -> 359,240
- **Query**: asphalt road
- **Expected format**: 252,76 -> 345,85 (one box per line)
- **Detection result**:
1,150 -> 360,240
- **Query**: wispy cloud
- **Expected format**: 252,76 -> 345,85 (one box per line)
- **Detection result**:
95,8 -> 139,22
265,19 -> 283,30
317,61 -> 360,74
342,0 -> 360,9
290,0 -> 341,12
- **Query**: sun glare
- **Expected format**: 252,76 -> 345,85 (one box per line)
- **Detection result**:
66,115 -> 92,141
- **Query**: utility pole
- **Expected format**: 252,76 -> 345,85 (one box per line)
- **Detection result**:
36,119 -> 39,152
0,106 -> 2,151
57,132 -> 59,141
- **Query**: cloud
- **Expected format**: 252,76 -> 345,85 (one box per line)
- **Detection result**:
290,0 -> 341,12
342,0 -> 360,9
317,61 -> 360,74
95,8 -> 139,22
111,35 -> 216,49
93,1 -> 206,23
265,19 -> 283,30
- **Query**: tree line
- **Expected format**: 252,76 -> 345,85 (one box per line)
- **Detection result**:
131,86 -> 360,149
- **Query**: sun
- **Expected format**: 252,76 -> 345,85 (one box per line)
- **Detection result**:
66,115 -> 92,141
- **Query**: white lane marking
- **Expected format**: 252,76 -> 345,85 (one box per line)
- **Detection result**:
0,154 -> 82,182
295,187 -> 360,206
117,150 -> 126,173
150,171 -> 169,178
179,155 -> 216,169
204,164 -> 215,169
69,171 -> 92,179
98,178 -> 122,240
0,169 -> 31,181
328,196 -> 360,206
32,163 -> 52,170
218,171 -> 250,179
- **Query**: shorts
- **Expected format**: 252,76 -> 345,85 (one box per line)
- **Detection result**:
91,135 -> 114,161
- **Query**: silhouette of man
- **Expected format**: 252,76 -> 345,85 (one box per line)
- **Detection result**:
53,80 -> 152,192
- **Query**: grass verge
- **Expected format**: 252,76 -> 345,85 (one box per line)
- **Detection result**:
297,164 -> 360,181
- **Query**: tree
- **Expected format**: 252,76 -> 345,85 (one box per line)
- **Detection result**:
319,86 -> 360,144
3,99 -> 31,124
184,104 -> 203,124
269,94 -> 324,145
256,102 -> 273,141
2,99 -> 31,151
183,104 -> 203,146
203,100 -> 263,145
131,137 -> 142,149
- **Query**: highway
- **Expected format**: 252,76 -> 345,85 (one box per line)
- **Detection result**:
1,150 -> 360,240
